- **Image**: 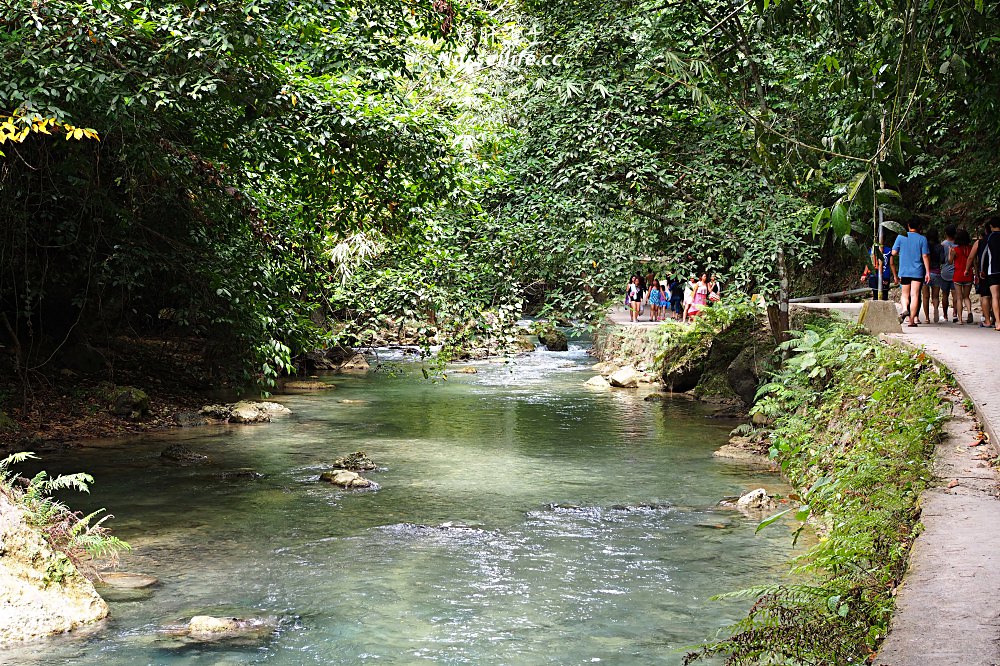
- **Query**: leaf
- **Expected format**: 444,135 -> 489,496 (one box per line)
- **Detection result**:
755,508 -> 791,533
831,204 -> 849,237
882,219 -> 908,235
847,172 -> 867,201
812,207 -> 830,235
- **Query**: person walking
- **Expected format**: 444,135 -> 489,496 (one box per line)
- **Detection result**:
626,276 -> 643,322
922,228 -> 946,323
968,222 -> 996,329
891,219 -> 931,327
939,225 -> 958,321
980,216 -> 1000,331
950,228 -> 975,325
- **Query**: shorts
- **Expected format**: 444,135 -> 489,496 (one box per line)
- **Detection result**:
986,274 -> 1000,289
930,274 -> 952,291
977,279 -> 991,296
899,276 -> 924,285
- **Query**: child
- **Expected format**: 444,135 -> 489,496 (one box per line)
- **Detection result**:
648,279 -> 662,321
658,283 -> 669,321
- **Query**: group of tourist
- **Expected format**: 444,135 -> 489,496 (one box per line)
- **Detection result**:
863,215 -> 1000,329
624,271 -> 720,323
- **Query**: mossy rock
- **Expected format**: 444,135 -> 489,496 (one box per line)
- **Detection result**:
529,321 -> 569,351
98,384 -> 150,419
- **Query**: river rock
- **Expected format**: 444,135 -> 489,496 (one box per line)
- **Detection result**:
584,375 -> 611,388
174,411 -> 210,427
200,403 -> 233,419
228,401 -> 291,424
187,615 -> 276,641
101,385 -> 149,419
455,367 -> 479,374
735,488 -> 776,512
727,347 -> 761,406
217,468 -> 264,481
161,444 -> 210,465
608,366 -> 640,388
98,572 -> 158,589
538,329 -> 568,352
319,470 -> 374,488
283,380 -> 335,391
0,494 -> 109,644
592,362 -> 616,376
339,354 -> 370,371
331,451 -> 376,471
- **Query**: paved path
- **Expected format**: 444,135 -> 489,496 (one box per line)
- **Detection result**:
607,307 -> 671,328
876,321 -> 1000,666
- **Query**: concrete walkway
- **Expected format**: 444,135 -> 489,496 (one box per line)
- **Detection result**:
876,321 -> 1000,666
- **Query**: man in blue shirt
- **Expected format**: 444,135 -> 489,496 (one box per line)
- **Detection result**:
891,219 -> 931,327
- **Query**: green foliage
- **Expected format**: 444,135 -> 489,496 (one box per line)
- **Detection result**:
0,452 -> 130,576
687,320 -> 949,664
651,296 -> 762,375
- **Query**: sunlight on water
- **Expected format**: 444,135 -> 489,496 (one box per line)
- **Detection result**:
2,348 -> 794,665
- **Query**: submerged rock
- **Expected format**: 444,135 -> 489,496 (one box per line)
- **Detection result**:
98,572 -> 158,589
319,469 -> 374,489
608,366 -> 640,388
331,451 -> 376,471
186,615 -> 277,641
161,444 -> 210,465
0,494 -> 109,644
454,367 -> 479,374
339,399 -> 368,405
283,380 -> 335,391
217,468 -> 265,481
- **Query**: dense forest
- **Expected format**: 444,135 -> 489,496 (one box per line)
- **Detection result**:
2,0 -> 999,385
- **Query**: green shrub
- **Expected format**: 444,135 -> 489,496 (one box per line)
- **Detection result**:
686,320 -> 949,665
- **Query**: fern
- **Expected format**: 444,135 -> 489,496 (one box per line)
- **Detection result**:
0,452 -> 130,576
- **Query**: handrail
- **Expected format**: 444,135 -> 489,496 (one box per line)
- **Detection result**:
788,287 -> 889,303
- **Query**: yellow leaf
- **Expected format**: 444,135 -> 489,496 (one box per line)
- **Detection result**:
291,94 -> 297,106
73,128 -> 84,140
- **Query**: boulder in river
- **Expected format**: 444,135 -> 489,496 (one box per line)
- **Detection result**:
319,469 -> 374,489
584,375 -> 611,389
608,366 -> 640,388
228,401 -> 291,424
161,444 -> 210,465
538,329 -> 568,352
0,494 -> 109,644
331,451 -> 377,471
339,354 -> 370,372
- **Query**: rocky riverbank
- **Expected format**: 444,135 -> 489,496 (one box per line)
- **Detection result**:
591,301 -> 774,418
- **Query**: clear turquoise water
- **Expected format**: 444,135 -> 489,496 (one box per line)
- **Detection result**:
2,347 -> 793,665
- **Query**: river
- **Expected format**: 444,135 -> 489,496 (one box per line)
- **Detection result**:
2,345 -> 793,665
